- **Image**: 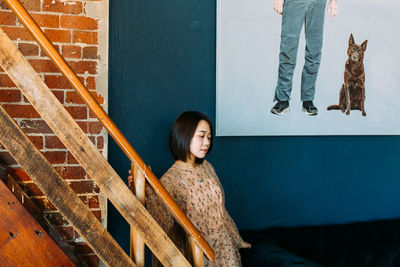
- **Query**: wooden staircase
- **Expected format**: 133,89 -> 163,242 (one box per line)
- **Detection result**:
0,178 -> 76,266
0,0 -> 214,266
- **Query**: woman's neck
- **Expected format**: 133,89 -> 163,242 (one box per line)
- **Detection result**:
175,158 -> 198,169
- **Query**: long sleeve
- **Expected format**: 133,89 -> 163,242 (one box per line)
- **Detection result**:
204,161 -> 245,249
223,207 -> 245,248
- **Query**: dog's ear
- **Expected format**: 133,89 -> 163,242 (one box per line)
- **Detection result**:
361,40 -> 368,51
349,34 -> 354,46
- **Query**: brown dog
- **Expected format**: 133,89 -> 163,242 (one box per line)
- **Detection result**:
327,34 -> 368,116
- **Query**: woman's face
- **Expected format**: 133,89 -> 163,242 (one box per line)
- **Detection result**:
189,120 -> 211,161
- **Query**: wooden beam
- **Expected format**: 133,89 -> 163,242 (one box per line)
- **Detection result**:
0,27 -> 190,267
189,236 -> 204,267
0,179 -> 76,267
130,162 -> 146,267
0,106 -> 135,267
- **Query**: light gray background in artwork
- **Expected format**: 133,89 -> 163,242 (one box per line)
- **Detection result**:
216,0 -> 399,136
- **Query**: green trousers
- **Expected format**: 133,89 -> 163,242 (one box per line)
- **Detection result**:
274,0 -> 327,102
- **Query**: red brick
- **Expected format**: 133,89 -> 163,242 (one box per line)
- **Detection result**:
61,15 -> 98,31
88,136 -> 95,146
40,44 -> 60,57
3,104 -> 40,118
69,180 -> 100,194
42,0 -> 83,14
52,90 -> 65,103
69,60 -> 97,74
42,151 -> 67,164
2,26 -> 34,41
85,76 -> 96,90
44,212 -> 69,226
66,91 -> 84,104
44,75 -> 73,89
88,195 -> 99,209
21,0 -> 41,11
45,136 -> 65,149
91,210 -> 101,222
88,121 -> 103,134
0,0 -> 41,11
55,165 -> 86,180
18,43 -> 39,57
76,121 -> 88,133
79,195 -> 87,205
67,151 -> 79,164
0,11 -> 16,25
31,14 -> 59,28
9,168 -> 32,182
90,91 -> 103,104
28,59 -> 59,73
66,106 -> 87,120
25,182 -> 45,197
96,136 -> 103,149
81,254 -> 99,267
82,46 -> 98,59
55,226 -> 74,241
43,29 -> 71,43
19,119 -> 53,134
88,109 -> 96,119
0,151 -> 17,165
28,135 -> 43,149
62,45 -> 81,59
0,73 -> 16,88
0,89 -> 20,102
73,31 -> 97,45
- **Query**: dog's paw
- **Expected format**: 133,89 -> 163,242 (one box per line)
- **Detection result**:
362,112 -> 366,116
346,111 -> 350,115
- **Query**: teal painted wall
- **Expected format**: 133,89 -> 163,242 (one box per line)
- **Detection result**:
108,0 -> 400,253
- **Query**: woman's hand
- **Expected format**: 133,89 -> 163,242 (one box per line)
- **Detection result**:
273,0 -> 284,15
128,169 -> 133,188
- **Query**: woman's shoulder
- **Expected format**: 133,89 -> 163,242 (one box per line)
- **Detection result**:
202,160 -> 217,175
159,164 -> 190,189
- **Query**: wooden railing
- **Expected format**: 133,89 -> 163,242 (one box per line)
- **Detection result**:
2,0 -> 214,266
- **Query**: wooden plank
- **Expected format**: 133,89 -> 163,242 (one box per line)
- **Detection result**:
0,106 -> 135,267
189,236 -> 204,267
130,162 -> 146,267
0,26 -> 190,267
0,179 -> 76,267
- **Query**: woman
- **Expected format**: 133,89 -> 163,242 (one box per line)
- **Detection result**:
130,111 -> 250,266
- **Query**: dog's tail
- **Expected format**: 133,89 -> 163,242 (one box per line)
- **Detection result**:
327,104 -> 340,110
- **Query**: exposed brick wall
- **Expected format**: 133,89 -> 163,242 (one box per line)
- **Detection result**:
0,1 -> 107,266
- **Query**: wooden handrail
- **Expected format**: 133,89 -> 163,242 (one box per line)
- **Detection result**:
3,0 -> 214,262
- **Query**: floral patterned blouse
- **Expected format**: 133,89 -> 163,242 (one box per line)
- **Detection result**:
146,160 -> 244,267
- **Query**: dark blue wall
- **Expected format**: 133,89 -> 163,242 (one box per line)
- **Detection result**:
108,0 -> 400,253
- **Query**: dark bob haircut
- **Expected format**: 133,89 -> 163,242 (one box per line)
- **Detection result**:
169,111 -> 213,164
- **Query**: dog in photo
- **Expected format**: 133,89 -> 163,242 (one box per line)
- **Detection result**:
327,34 -> 368,116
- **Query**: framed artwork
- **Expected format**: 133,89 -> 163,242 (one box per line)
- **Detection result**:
216,0 -> 400,136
